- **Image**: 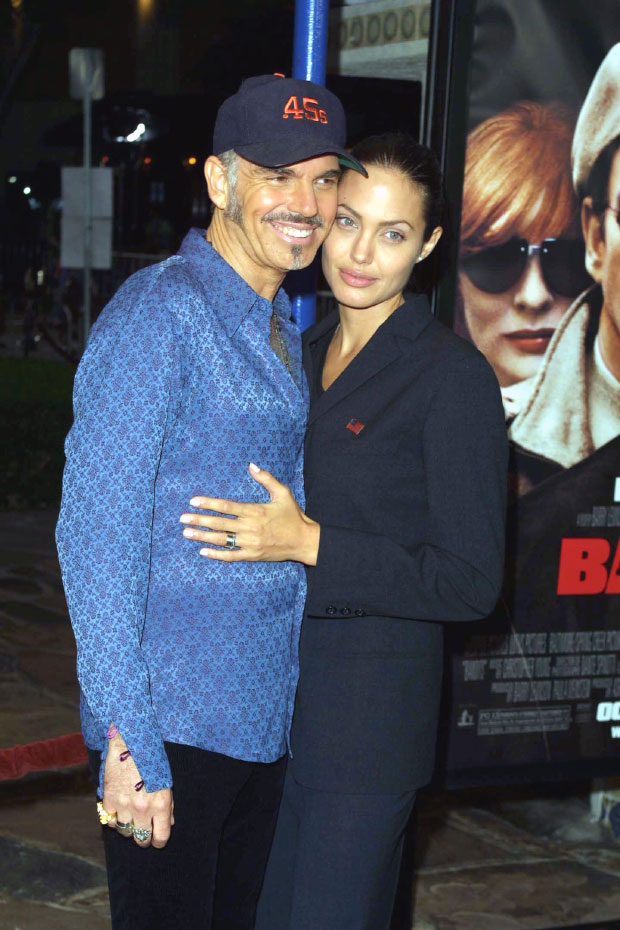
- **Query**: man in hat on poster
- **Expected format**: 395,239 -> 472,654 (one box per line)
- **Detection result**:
56,74 -> 366,930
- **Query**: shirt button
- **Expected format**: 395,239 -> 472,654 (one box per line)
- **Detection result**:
354,609 -> 366,617
340,607 -> 352,616
326,606 -> 337,616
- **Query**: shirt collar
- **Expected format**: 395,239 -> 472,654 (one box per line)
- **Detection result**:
178,228 -> 292,338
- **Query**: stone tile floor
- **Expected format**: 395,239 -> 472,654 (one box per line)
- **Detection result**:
2,510 -> 620,930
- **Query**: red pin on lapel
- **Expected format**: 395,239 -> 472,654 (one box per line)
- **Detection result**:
346,419 -> 365,435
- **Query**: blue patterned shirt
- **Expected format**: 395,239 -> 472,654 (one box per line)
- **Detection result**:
56,229 -> 308,793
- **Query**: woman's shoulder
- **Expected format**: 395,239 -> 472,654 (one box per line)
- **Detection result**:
399,295 -> 488,365
391,300 -> 501,416
425,316 -> 486,363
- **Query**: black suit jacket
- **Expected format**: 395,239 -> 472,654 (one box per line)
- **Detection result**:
290,295 -> 508,793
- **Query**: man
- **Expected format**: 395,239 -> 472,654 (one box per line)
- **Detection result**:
56,73 -> 365,930
508,43 -> 620,493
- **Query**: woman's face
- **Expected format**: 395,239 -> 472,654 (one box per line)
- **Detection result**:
322,164 -> 440,314
458,241 -> 574,387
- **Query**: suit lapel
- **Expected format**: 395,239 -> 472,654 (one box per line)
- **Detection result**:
304,295 -> 434,427
306,329 -> 404,426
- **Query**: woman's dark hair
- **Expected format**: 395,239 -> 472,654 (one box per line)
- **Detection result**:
346,133 -> 444,241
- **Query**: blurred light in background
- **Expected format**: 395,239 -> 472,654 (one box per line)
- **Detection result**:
126,122 -> 146,143
138,0 -> 155,21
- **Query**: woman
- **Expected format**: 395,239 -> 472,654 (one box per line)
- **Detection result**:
180,134 -> 508,930
457,101 -> 591,402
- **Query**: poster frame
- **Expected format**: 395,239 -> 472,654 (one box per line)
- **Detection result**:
423,0 -> 475,327
423,0 -> 620,789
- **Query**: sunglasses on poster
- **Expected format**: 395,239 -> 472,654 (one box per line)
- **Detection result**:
460,238 -> 593,297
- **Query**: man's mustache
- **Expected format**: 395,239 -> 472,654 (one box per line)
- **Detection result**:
262,211 -> 324,229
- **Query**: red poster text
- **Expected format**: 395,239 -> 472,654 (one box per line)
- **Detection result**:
557,538 -> 620,595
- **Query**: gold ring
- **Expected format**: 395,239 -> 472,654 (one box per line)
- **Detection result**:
96,800 -> 116,825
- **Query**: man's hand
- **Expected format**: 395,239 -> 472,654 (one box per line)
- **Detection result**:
180,463 -> 320,565
102,732 -> 174,849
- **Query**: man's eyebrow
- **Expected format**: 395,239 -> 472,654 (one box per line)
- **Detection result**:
250,165 -> 296,178
337,203 -> 413,228
253,166 -> 342,180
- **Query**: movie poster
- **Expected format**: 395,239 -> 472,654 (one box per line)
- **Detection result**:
438,0 -> 620,782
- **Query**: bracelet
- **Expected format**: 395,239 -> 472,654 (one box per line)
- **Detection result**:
105,723 -> 119,740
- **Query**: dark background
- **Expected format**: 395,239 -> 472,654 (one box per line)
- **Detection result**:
0,0 -> 423,507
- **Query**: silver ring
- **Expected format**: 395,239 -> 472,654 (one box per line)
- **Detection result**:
116,821 -> 133,838
132,826 -> 152,842
225,532 -> 237,550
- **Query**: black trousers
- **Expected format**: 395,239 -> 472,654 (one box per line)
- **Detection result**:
255,762 -> 416,930
89,742 -> 287,930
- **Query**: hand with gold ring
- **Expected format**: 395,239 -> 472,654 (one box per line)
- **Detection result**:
101,727 -> 174,849
180,463 -> 320,565
96,800 -> 116,825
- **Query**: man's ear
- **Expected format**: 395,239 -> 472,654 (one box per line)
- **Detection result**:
204,156 -> 229,211
581,196 -> 605,284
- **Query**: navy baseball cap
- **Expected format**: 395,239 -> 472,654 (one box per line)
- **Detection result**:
213,74 -> 367,175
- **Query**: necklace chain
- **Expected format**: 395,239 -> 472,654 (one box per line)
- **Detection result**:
271,312 -> 292,375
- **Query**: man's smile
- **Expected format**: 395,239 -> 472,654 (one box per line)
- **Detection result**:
269,222 -> 316,242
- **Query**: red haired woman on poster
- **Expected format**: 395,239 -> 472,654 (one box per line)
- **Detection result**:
457,101 -> 592,416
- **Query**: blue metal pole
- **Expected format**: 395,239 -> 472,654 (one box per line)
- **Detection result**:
290,0 -> 330,331
293,0 -> 329,83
